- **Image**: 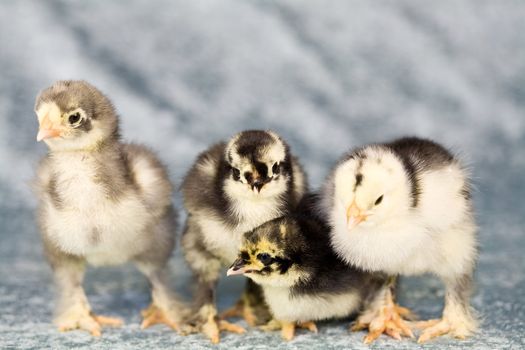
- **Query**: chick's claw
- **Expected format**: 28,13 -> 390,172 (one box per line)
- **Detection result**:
416,316 -> 474,343
281,322 -> 296,341
92,314 -> 124,327
277,320 -> 318,341
200,313 -> 246,344
417,319 -> 452,343
358,303 -> 415,344
219,320 -> 246,334
202,316 -> 220,344
395,305 -> 417,320
260,319 -> 282,332
298,321 -> 318,333
140,304 -> 179,331
56,308 -> 122,337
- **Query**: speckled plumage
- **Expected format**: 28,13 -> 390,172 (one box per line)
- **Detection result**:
181,130 -> 307,343
33,81 -> 185,336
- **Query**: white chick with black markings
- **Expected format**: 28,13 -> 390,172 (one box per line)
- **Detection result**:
33,80 -> 186,336
181,130 -> 307,343
320,137 -> 478,343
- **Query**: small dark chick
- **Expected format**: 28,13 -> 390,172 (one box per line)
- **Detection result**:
227,194 -> 389,341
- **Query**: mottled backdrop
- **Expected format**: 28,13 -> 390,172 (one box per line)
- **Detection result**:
0,1 -> 524,349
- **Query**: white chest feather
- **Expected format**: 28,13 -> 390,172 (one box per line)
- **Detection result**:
198,197 -> 284,263
263,286 -> 361,322
44,155 -> 151,266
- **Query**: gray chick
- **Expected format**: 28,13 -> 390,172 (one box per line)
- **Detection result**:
34,80 -> 185,336
320,137 -> 478,343
181,130 -> 307,343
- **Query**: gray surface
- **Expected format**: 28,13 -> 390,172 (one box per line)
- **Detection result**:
1,1 -> 524,349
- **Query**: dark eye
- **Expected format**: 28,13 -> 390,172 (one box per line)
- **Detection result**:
257,253 -> 273,265
231,168 -> 241,181
68,112 -> 81,125
375,195 -> 384,205
272,162 -> 280,175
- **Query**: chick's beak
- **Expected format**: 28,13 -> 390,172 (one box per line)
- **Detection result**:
251,179 -> 265,193
346,201 -> 367,230
37,115 -> 62,142
227,257 -> 247,276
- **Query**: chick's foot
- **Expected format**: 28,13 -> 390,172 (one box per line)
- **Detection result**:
141,303 -> 184,332
354,303 -> 415,344
416,315 -> 476,343
200,311 -> 245,344
261,320 -> 317,341
55,304 -> 122,337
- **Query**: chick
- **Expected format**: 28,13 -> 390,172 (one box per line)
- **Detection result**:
33,80 -> 185,336
227,194 -> 389,341
320,137 -> 478,343
181,130 -> 307,343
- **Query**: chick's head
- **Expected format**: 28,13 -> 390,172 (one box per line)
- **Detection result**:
34,80 -> 118,151
224,130 -> 290,199
227,217 -> 306,287
332,147 -> 413,232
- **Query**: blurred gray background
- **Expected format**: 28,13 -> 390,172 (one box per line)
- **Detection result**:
0,1 -> 524,349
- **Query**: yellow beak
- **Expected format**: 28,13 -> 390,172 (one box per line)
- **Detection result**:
37,115 -> 62,142
346,201 -> 367,230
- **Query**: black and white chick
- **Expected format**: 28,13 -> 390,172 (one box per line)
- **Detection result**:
34,80 -> 186,336
227,194 -> 389,341
181,130 -> 307,343
320,137 -> 478,343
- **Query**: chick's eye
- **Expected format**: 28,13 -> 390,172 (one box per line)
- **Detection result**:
257,253 -> 273,265
231,168 -> 241,181
375,195 -> 384,205
272,162 -> 280,175
68,112 -> 81,125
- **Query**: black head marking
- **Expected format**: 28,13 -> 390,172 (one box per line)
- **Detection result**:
244,171 -> 253,183
241,251 -> 250,261
272,162 -> 280,175
354,173 -> 363,190
274,256 -> 293,274
402,158 -> 420,207
78,118 -> 92,132
254,161 -> 269,179
234,130 -> 275,159
232,167 -> 241,181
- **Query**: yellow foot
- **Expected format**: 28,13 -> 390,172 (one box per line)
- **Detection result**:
354,304 -> 415,344
260,319 -> 282,332
202,313 -> 246,344
141,304 -> 180,331
281,322 -> 295,341
416,317 -> 474,343
298,321 -> 318,333
280,321 -> 318,341
56,306 -> 122,337
220,300 -> 258,327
